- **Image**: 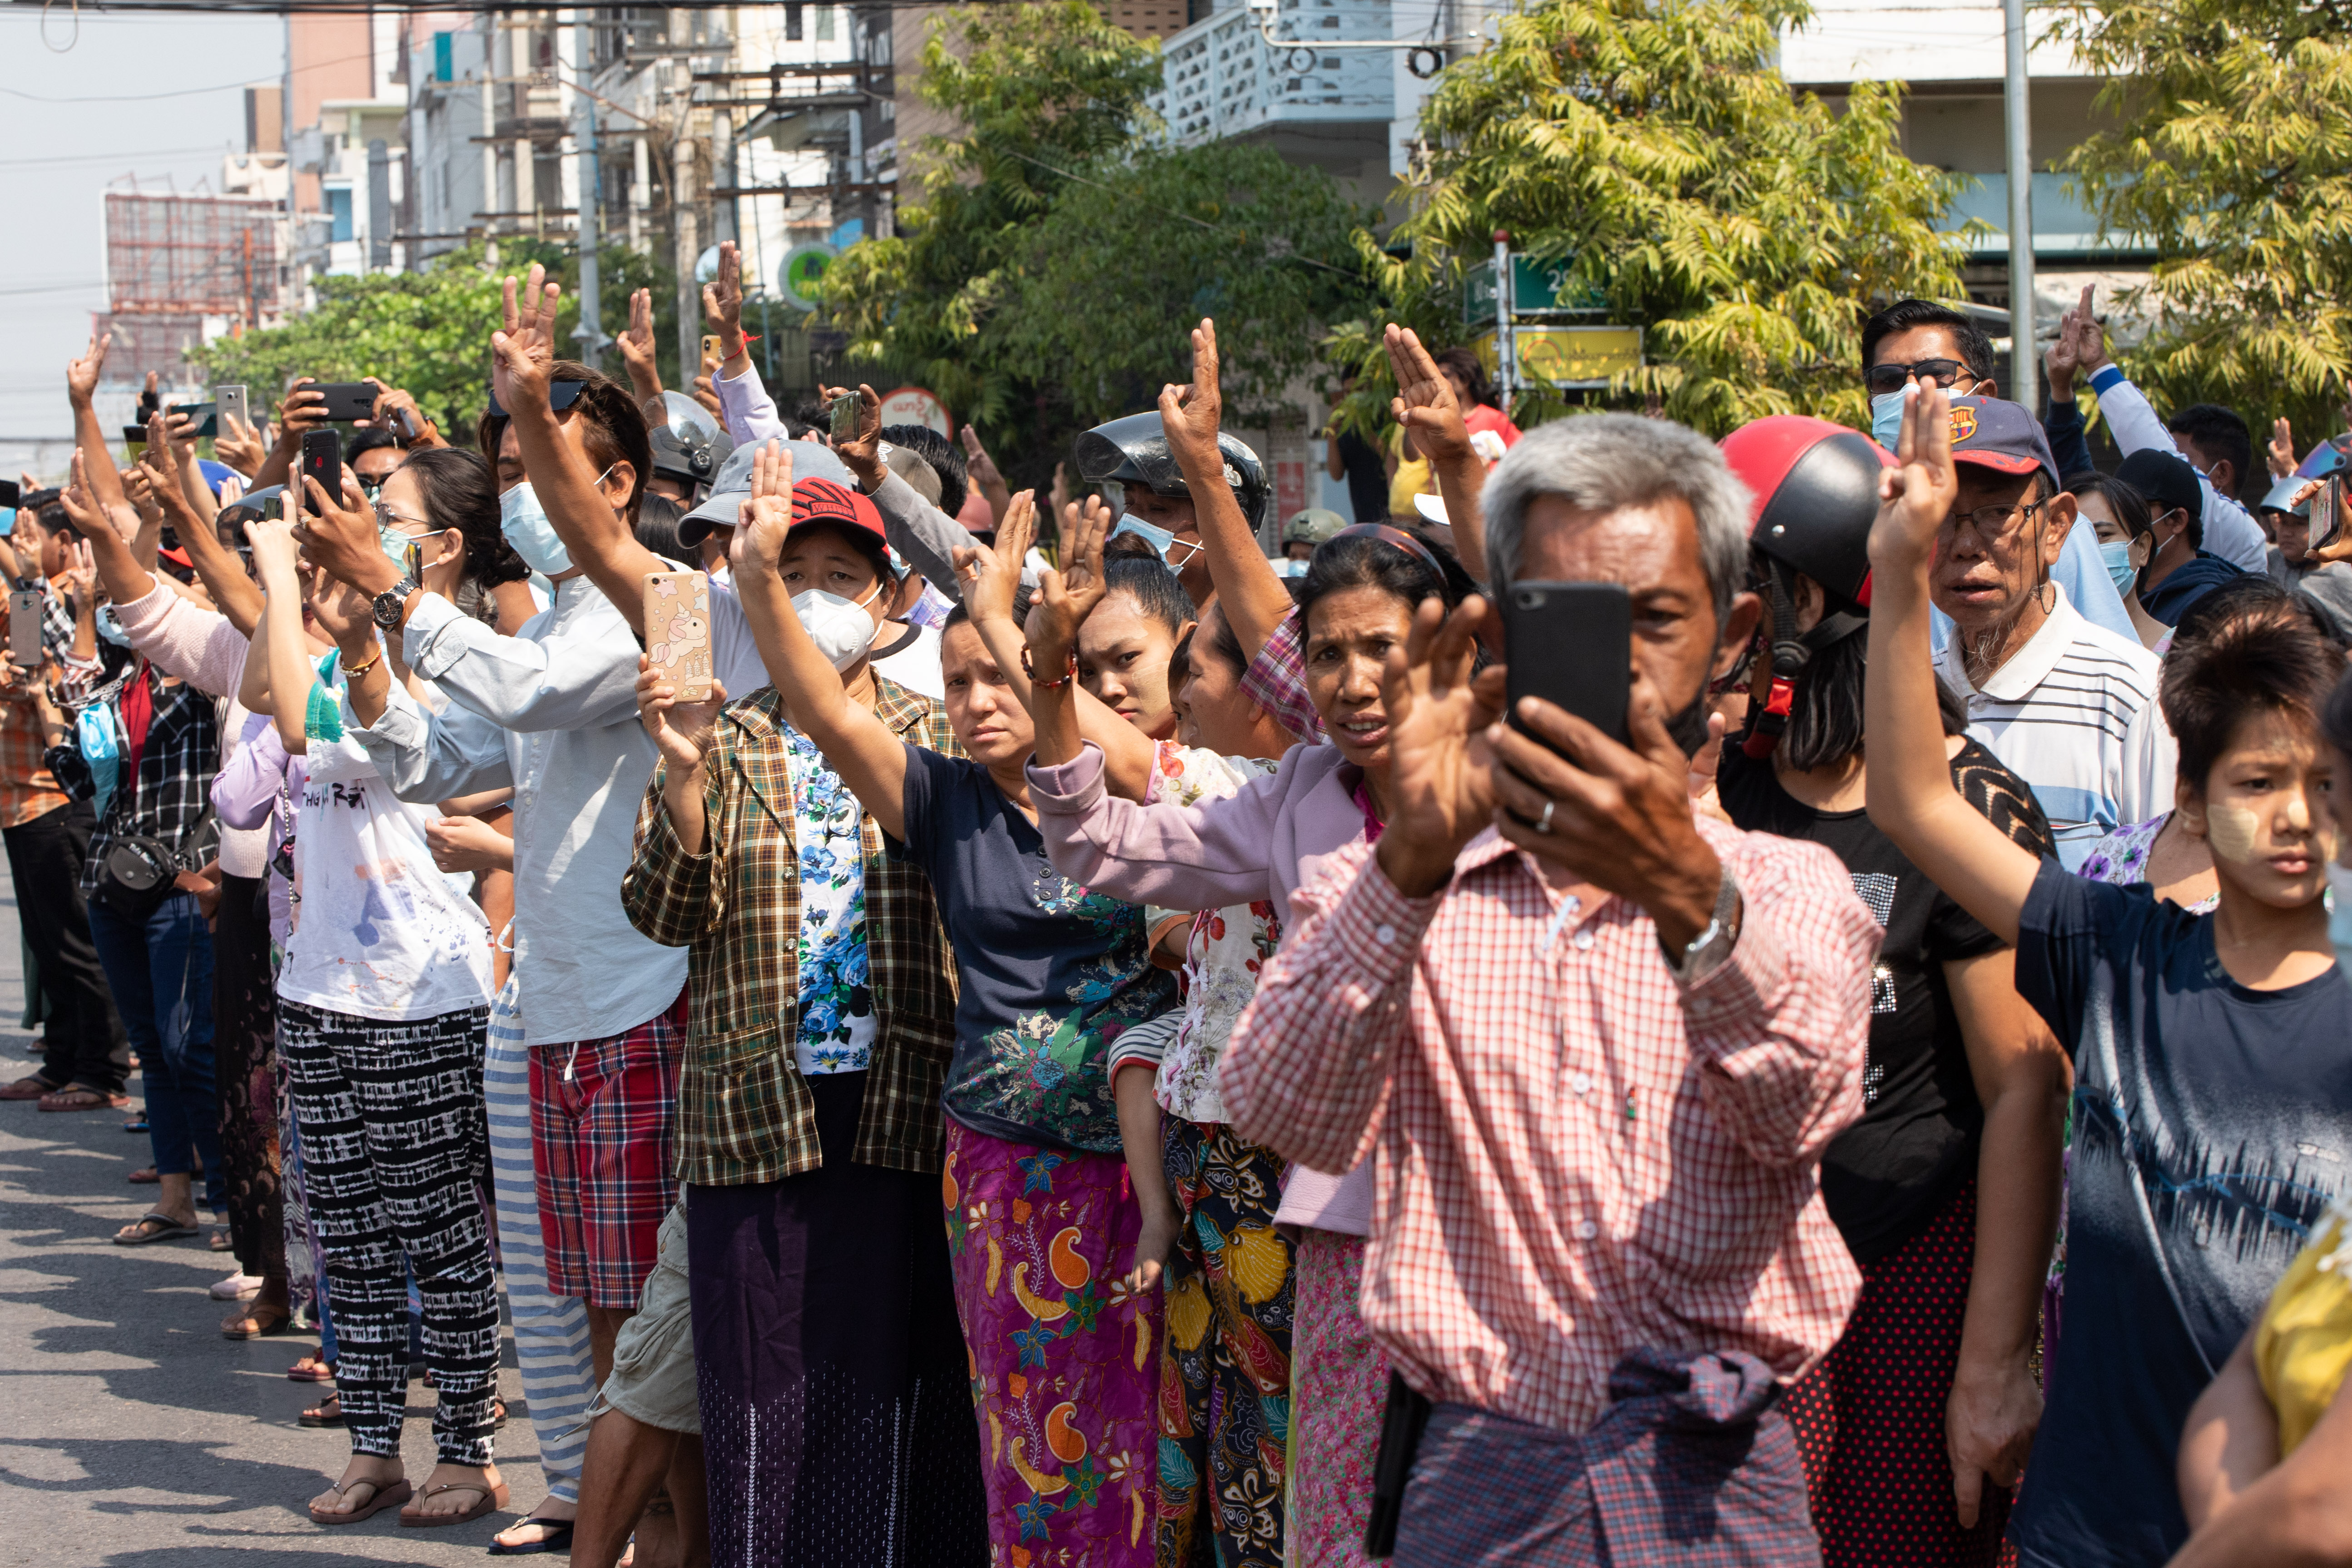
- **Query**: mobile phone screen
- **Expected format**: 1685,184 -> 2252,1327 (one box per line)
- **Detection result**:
8,589 -> 43,669
829,394 -> 859,441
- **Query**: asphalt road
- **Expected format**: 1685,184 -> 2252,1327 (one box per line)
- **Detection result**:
0,874 -> 551,1566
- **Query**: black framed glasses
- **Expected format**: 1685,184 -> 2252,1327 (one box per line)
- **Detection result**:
1864,358 -> 1975,397
1940,497 -> 2049,541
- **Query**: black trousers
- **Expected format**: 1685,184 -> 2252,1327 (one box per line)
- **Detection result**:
4,801 -> 129,1094
214,874 -> 286,1282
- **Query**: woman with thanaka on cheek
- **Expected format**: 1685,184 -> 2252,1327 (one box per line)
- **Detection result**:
1862,379 -> 2352,1568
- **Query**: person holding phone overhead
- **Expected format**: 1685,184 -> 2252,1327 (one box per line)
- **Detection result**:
1212,414 -> 1881,1566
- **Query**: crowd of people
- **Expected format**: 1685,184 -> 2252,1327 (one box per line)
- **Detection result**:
3,240 -> 2350,1568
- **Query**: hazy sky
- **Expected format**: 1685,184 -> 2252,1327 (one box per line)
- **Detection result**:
0,9 -> 285,442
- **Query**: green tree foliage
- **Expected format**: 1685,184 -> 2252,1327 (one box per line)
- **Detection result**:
819,0 -> 1372,483
1357,0 -> 1970,436
2058,0 -> 2352,436
193,242 -> 679,437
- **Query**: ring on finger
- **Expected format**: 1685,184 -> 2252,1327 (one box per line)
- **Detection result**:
1536,800 -> 1556,835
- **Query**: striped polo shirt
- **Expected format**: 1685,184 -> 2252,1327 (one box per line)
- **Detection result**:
1934,586 -> 2174,870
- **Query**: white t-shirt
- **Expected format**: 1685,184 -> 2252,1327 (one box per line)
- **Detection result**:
870,620 -> 944,700
278,709 -> 495,1024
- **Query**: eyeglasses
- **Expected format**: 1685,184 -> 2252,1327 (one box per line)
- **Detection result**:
1865,359 -> 1976,397
1940,497 -> 2049,541
371,499 -> 437,534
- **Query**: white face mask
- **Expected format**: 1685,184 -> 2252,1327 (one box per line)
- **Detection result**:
2327,861 -> 2352,991
791,578 -> 888,671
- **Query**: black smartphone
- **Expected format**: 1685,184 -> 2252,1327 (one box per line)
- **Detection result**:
301,429 -> 342,516
122,426 -> 151,447
314,382 -> 380,422
2313,476 -> 2344,554
0,480 -> 20,511
167,400 -> 218,438
1499,580 -> 1633,749
828,391 -> 860,441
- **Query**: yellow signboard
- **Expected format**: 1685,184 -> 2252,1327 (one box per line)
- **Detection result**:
1474,325 -> 1644,390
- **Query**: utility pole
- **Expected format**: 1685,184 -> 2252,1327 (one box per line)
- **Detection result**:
670,28 -> 701,383
2003,0 -> 2036,411
572,8 -> 607,369
1493,229 -> 1517,420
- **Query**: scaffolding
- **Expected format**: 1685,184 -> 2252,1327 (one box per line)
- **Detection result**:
102,190 -> 284,325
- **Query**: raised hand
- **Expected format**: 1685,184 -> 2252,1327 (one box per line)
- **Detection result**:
701,241 -> 745,358
1386,323 -> 1471,464
58,450 -> 123,544
1029,496 -> 1111,662
1157,318 -> 1224,469
636,654 -> 729,773
824,384 -> 884,485
297,470 -> 400,597
305,563 -> 375,644
214,410 -> 266,479
728,438 -> 796,579
275,377 -> 329,450
691,372 -> 723,420
960,423 -> 1004,491
1869,380 -> 1960,574
491,264 -> 564,416
243,513 -> 304,586
366,379 -> 440,448
65,332 -> 111,407
1371,595 -> 1502,897
2270,417 -> 2297,481
617,287 -> 662,398
60,538 -> 98,613
2069,289 -> 2109,377
953,489 -> 1035,629
2044,284 -> 2091,395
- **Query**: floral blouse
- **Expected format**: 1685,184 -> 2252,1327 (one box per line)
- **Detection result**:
783,724 -> 876,1075
1146,742 -> 1284,1123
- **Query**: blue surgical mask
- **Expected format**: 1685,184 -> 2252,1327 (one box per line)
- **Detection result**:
2100,539 -> 2139,598
2328,862 -> 2352,990
1111,514 -> 1202,570
499,481 -> 572,576
380,528 -> 422,575
1871,390 -> 1909,450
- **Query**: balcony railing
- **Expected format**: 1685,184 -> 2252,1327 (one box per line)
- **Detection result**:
1150,0 -> 1395,145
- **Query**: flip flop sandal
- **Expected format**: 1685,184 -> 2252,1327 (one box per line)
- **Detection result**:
309,1476 -> 412,1526
0,1075 -> 62,1102
223,1307 -> 291,1340
127,1167 -> 159,1185
300,1395 -> 343,1428
400,1478 -> 509,1528
487,1517 -> 576,1556
37,1085 -> 129,1111
113,1212 -> 199,1245
287,1358 -> 334,1384
209,1230 -> 233,1251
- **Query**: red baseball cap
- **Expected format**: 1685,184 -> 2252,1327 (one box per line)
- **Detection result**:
791,476 -> 888,544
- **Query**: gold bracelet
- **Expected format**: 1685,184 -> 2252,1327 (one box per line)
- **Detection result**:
341,645 -> 384,679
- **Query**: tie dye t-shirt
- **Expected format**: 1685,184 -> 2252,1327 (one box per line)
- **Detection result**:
895,745 -> 1176,1154
2010,863 -> 2352,1568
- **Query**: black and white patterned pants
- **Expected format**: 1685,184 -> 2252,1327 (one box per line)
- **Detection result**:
279,997 -> 497,1465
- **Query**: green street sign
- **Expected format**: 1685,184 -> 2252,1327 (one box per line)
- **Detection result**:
1464,256 -> 1608,321
778,243 -> 838,310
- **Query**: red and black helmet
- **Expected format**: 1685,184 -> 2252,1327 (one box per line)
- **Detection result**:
1720,415 -> 1893,612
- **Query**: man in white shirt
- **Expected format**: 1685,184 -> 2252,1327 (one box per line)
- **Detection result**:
1925,395 -> 2174,868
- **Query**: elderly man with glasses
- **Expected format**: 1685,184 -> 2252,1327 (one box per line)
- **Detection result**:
1924,395 -> 2173,868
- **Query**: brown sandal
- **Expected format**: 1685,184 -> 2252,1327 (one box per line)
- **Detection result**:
309,1476 -> 412,1525
0,1075 -> 61,1102
38,1084 -> 129,1111
401,1478 -> 510,1528
223,1303 -> 291,1339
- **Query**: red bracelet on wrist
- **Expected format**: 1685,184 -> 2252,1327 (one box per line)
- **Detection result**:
1021,645 -> 1078,689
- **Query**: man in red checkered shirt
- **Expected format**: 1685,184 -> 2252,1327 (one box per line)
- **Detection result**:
1221,414 -> 1883,1568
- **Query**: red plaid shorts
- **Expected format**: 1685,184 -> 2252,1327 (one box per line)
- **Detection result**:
529,988 -> 686,1308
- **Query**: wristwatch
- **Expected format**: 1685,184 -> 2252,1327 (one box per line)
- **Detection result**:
371,578 -> 417,631
1660,868 -> 1742,982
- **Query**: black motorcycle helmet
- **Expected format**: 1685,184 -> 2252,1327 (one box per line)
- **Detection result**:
643,392 -> 736,498
1073,411 -> 1270,532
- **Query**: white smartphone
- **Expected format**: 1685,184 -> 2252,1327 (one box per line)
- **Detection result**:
216,384 -> 249,437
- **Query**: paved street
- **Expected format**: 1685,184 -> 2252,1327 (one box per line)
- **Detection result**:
0,875 -> 550,1566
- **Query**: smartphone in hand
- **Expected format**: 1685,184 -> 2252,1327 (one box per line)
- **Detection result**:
301,429 -> 342,516
1499,581 -> 1633,749
642,570 -> 714,702
215,384 -> 249,435
8,587 -> 44,670
828,392 -> 860,442
313,383 -> 379,422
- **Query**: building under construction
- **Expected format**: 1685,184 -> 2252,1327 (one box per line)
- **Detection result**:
97,189 -> 288,392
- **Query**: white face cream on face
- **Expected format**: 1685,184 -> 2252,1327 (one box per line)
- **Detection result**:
2205,801 -> 2262,864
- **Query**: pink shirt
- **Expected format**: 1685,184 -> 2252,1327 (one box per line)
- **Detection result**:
1220,824 -> 1880,1431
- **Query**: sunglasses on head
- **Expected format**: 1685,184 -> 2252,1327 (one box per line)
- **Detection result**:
1864,359 -> 1975,397
1325,521 -> 1449,584
484,381 -> 589,420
